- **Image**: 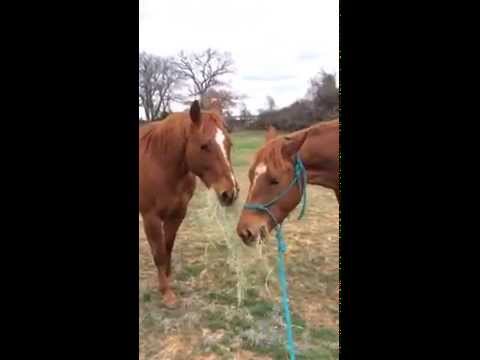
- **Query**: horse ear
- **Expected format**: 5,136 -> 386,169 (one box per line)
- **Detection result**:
282,131 -> 308,159
265,125 -> 278,142
189,100 -> 201,125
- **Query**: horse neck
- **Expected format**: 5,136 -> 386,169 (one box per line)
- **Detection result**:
298,122 -> 339,188
146,115 -> 190,177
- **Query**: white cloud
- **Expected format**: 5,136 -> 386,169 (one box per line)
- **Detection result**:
139,0 -> 338,115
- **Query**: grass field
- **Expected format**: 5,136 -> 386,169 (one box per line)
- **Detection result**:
139,130 -> 339,360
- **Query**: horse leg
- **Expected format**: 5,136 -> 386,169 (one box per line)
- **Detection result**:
143,214 -> 176,307
163,212 -> 186,281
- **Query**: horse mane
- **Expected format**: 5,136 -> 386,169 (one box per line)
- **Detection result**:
139,114 -> 187,156
254,120 -> 338,172
201,110 -> 228,135
139,110 -> 229,157
308,118 -> 339,133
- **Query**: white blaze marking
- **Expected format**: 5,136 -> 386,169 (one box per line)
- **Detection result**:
254,163 -> 267,184
248,162 -> 267,201
215,127 -> 237,196
215,128 -> 227,160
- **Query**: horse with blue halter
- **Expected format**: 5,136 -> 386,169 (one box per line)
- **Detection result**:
237,119 -> 339,359
238,119 -> 339,243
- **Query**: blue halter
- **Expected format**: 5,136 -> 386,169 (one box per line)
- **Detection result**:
243,153 -> 307,360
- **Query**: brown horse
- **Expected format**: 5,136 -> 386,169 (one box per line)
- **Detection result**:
237,119 -> 339,245
140,100 -> 239,305
265,125 -> 279,142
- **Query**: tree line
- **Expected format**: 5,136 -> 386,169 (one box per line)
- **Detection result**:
244,71 -> 339,131
139,49 -> 338,132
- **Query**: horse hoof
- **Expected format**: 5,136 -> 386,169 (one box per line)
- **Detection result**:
163,291 -> 177,308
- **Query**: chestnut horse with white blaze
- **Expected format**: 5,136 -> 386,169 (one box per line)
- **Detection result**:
237,119 -> 339,245
140,100 -> 239,306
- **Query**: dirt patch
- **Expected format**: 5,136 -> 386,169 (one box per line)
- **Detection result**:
139,335 -> 199,360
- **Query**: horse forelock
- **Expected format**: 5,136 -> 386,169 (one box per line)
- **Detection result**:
254,138 -> 291,175
199,111 -> 229,138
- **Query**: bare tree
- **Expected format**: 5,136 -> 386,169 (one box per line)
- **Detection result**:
239,103 -> 251,119
266,95 -> 276,111
307,70 -> 339,119
175,49 -> 234,107
202,88 -> 245,114
139,52 -> 183,121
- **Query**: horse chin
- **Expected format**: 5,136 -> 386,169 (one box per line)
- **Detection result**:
244,233 -> 261,247
259,225 -> 269,241
197,176 -> 211,189
247,226 -> 268,247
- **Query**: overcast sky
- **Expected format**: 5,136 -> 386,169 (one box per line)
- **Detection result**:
139,0 -> 339,116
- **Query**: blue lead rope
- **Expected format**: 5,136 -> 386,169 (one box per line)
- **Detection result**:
244,153 -> 308,360
276,225 -> 296,359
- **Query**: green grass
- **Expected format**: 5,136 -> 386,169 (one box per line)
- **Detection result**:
244,342 -> 287,359
246,299 -> 274,318
177,263 -> 204,281
310,327 -> 338,343
297,347 -> 337,360
142,291 -> 152,303
230,314 -> 252,332
203,310 -> 229,331
207,291 -> 237,305
230,130 -> 265,167
139,129 -> 339,360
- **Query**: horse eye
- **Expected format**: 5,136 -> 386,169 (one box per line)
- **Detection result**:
270,178 -> 279,185
200,144 -> 209,151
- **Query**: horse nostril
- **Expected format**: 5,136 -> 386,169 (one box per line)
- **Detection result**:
239,228 -> 253,242
220,190 -> 234,204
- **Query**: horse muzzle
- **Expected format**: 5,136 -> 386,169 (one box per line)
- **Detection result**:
217,189 -> 236,206
237,222 -> 268,246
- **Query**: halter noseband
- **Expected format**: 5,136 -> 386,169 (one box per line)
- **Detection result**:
243,153 -> 308,229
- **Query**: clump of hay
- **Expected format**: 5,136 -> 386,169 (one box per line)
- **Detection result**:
197,189 -> 274,306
